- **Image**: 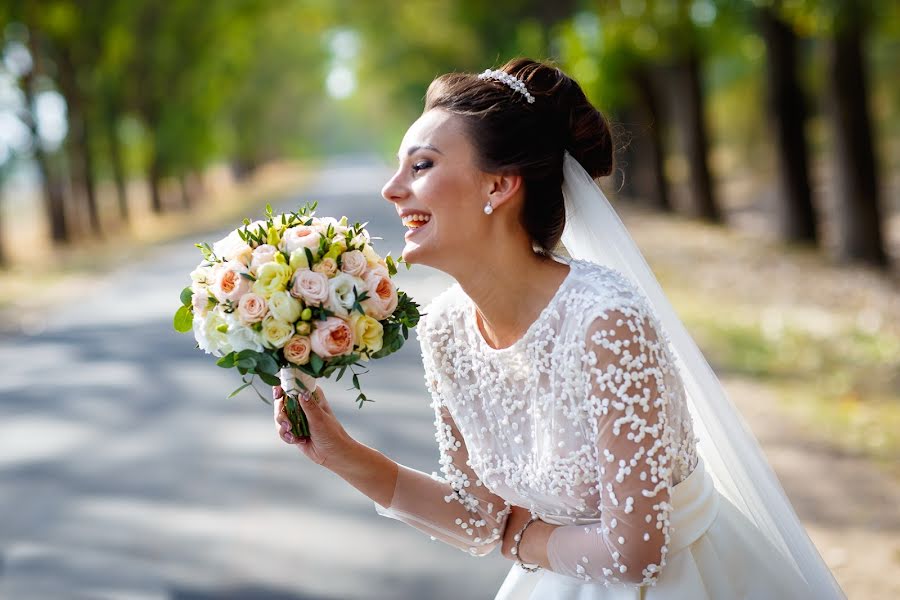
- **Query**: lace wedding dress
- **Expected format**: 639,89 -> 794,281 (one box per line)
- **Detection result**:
374,256 -> 814,599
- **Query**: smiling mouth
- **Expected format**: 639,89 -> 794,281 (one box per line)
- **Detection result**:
401,214 -> 432,230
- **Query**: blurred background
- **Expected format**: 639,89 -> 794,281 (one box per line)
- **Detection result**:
0,1 -> 898,598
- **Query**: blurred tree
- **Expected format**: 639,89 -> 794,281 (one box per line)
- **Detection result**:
757,3 -> 817,244
778,0 -> 890,266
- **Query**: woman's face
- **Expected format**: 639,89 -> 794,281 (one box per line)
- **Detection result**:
381,109 -> 490,270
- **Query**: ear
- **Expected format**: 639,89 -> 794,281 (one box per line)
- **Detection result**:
485,171 -> 523,208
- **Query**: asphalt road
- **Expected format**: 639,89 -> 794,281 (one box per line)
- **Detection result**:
1,157 -> 513,599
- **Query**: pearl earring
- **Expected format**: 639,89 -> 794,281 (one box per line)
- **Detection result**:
483,201 -> 494,215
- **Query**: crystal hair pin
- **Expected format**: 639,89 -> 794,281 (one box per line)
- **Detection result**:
477,69 -> 536,104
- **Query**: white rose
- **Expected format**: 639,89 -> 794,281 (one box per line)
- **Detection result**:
195,311 -> 233,357
192,291 -> 212,317
327,272 -> 366,319
225,314 -> 265,353
212,230 -> 253,266
268,290 -> 301,323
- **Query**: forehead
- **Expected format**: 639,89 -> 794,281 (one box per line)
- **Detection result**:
398,109 -> 467,156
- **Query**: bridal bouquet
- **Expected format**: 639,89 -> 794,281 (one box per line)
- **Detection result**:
173,201 -> 420,437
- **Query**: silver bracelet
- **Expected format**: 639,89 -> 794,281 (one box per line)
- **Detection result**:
511,514 -> 542,572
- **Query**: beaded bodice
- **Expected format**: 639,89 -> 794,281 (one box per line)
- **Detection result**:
414,257 -> 700,583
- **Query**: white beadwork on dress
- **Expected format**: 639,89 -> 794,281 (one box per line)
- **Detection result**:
375,257 -> 700,586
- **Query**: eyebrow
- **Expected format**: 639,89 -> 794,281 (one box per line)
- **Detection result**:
399,144 -> 442,160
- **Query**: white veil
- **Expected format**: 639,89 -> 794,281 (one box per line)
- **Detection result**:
559,151 -> 846,597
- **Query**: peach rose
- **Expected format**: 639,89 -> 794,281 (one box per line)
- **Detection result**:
290,268 -> 329,305
210,260 -> 251,304
310,316 -> 355,358
281,225 -> 321,255
237,292 -> 267,324
313,256 -> 338,278
340,250 -> 368,277
360,266 -> 398,320
250,244 -> 279,275
283,335 -> 312,365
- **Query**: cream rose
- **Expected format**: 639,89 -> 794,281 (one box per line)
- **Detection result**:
237,292 -> 267,324
281,225 -> 321,255
210,260 -> 252,304
250,244 -> 279,275
213,230 -> 253,266
360,266 -> 398,320
361,243 -> 380,267
283,334 -> 312,365
326,272 -> 366,319
309,316 -> 355,358
349,313 -> 384,361
312,256 -> 338,278
340,250 -> 368,277
268,290 -> 301,323
252,261 -> 292,299
291,268 -> 329,305
190,265 -> 214,292
261,316 -> 295,349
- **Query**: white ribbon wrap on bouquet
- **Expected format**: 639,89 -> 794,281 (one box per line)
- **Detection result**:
278,366 -> 318,398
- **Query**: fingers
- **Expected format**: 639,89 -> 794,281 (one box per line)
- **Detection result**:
273,385 -> 284,400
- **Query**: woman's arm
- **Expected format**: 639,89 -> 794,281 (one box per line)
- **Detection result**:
274,385 -> 511,556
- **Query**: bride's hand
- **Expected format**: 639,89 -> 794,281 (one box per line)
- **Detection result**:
273,384 -> 354,468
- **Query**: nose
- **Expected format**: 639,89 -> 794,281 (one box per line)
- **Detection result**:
381,168 -> 407,204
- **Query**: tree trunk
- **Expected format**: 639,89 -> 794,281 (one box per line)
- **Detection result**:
148,152 -> 164,214
179,173 -> 192,210
827,18 -> 887,266
24,32 -> 69,244
628,67 -> 671,212
666,56 -> 720,222
105,111 -> 129,222
0,176 -> 6,267
759,8 -> 818,244
57,47 -> 102,238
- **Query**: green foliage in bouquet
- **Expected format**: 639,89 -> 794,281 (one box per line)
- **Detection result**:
173,201 -> 421,426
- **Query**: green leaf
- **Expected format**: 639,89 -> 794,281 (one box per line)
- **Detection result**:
227,380 -> 253,399
256,353 -> 279,375
216,353 -> 237,368
239,272 -> 257,282
310,353 -> 324,375
258,371 -> 280,386
173,305 -> 193,333
180,286 -> 194,307
236,357 -> 256,370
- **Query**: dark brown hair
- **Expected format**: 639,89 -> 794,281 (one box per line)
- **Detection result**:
424,58 -> 614,254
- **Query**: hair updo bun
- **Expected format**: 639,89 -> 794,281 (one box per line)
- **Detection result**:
424,58 -> 614,254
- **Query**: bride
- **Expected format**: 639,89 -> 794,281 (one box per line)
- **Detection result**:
272,58 -> 846,599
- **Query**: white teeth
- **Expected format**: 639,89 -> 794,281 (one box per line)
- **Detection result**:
402,214 -> 432,227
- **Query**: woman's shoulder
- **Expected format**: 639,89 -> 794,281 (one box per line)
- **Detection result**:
416,282 -> 467,336
564,258 -> 665,333
567,258 -> 646,310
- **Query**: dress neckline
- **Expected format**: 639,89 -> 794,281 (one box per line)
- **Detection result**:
464,257 -> 577,353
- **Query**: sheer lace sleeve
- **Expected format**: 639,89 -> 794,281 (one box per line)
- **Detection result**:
373,311 -> 512,556
545,301 -> 677,586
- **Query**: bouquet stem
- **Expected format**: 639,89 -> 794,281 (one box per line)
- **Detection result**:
279,367 -> 317,439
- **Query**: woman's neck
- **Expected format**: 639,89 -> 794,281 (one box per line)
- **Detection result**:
453,250 -> 570,348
